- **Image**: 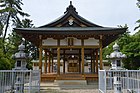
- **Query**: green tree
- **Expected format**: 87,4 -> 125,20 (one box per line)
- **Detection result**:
103,25 -> 129,59
122,31 -> 140,69
103,43 -> 114,59
11,18 -> 35,69
112,1 -> 140,69
94,1 -> 140,70
0,18 -> 35,70
135,0 -> 140,30
0,0 -> 29,53
103,30 -> 140,69
0,38 -> 12,69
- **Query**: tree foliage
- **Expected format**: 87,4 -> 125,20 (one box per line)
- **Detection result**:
11,18 -> 35,70
103,30 -> 140,70
0,0 -> 33,70
0,38 -> 12,69
135,0 -> 140,30
119,31 -> 140,69
0,0 -> 29,53
0,18 -> 35,70
103,1 -> 140,70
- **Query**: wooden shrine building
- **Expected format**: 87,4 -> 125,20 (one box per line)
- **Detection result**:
14,2 -> 127,81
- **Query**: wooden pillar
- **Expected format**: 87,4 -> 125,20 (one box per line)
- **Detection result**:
39,35 -> 43,74
44,50 -> 47,73
81,47 -> 84,75
51,54 -> 54,72
99,35 -> 103,70
95,50 -> 98,74
93,51 -> 95,73
92,51 -> 96,73
57,39 -> 61,75
81,39 -> 84,75
91,53 -> 93,73
57,47 -> 60,75
48,52 -> 51,73
63,50 -> 65,73
79,49 -> 81,73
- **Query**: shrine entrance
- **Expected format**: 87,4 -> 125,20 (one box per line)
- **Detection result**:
67,56 -> 79,72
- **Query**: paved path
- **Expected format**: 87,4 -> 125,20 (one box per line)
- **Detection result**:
41,89 -> 99,93
40,82 -> 99,93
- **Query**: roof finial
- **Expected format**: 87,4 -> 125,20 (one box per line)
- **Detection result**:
70,1 -> 72,5
64,1 -> 77,14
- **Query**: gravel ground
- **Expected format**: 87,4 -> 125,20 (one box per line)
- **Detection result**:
40,89 -> 99,93
60,89 -> 99,93
40,80 -> 99,93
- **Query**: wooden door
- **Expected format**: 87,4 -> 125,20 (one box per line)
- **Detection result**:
68,59 -> 79,72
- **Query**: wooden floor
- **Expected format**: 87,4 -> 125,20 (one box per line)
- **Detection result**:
41,73 -> 98,82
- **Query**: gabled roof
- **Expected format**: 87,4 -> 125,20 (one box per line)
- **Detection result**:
39,1 -> 102,28
14,1 -> 127,47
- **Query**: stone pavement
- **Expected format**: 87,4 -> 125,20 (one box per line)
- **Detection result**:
40,89 -> 99,93
40,81 -> 99,93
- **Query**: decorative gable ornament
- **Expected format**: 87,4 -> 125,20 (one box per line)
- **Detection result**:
69,19 -> 74,25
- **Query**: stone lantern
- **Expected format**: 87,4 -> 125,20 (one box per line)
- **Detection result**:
106,43 -> 126,70
12,43 -> 31,93
106,43 -> 126,93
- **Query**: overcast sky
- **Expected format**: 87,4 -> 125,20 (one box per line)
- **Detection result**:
22,0 -> 139,34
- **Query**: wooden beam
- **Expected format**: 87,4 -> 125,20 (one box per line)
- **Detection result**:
42,45 -> 100,49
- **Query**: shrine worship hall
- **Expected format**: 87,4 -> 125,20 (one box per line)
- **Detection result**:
14,1 -> 127,82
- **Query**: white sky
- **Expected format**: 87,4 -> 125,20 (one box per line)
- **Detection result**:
22,0 -> 140,34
